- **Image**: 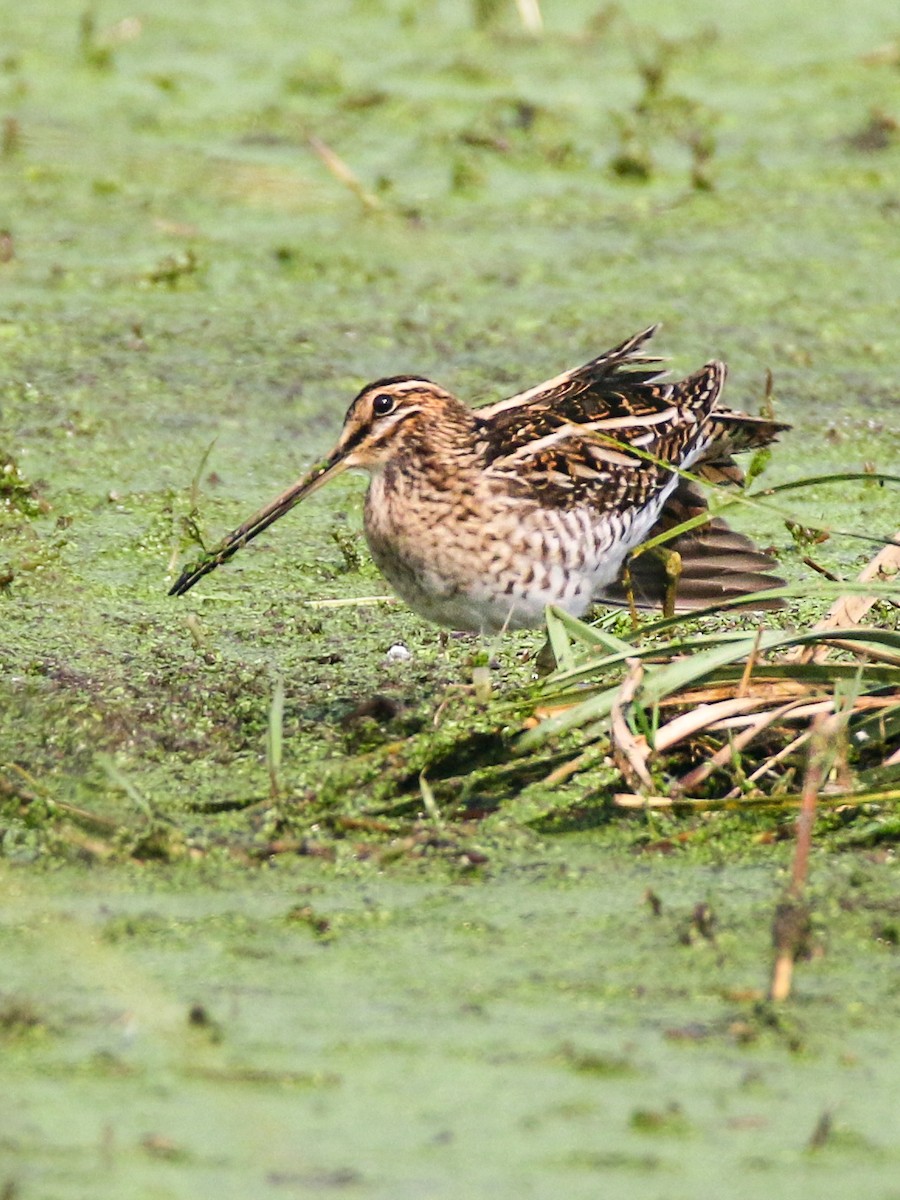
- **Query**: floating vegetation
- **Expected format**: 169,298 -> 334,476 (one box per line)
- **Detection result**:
842,108 -> 899,153
141,248 -> 200,287
0,448 -> 47,518
608,27 -> 721,189
522,535 -> 900,825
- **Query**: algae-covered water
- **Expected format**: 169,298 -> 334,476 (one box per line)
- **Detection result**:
3,852 -> 900,1199
1,0 -> 899,1195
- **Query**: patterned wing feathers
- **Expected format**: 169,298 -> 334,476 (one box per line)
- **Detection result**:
481,357 -> 726,511
600,477 -> 786,612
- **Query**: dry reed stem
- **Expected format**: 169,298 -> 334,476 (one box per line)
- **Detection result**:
792,531 -> 900,664
769,712 -> 836,1002
723,728 -> 812,799
541,745 -> 606,788
628,690 -> 892,798
736,626 -> 764,698
2,762 -> 118,831
653,697 -> 770,752
661,678 -> 812,703
308,135 -> 382,211
675,699 -> 811,795
613,786 -> 899,811
609,658 -> 654,790
613,793 -> 702,809
812,638 -> 900,667
790,717 -> 830,894
768,940 -> 795,1004
305,595 -> 396,609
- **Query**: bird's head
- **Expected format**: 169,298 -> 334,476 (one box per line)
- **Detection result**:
168,375 -> 473,596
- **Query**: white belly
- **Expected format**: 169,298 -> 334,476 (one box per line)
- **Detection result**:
364,482 -> 671,633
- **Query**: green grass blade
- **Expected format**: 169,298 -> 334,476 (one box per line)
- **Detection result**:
522,625 -> 900,750
544,606 -> 575,672
545,605 -> 636,654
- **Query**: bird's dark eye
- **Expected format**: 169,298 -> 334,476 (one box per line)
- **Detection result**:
372,393 -> 395,417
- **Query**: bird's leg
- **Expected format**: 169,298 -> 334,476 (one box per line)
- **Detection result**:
659,547 -> 683,618
620,558 -> 640,630
625,543 -> 684,619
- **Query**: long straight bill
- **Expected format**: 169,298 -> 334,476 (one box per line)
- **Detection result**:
168,451 -> 346,596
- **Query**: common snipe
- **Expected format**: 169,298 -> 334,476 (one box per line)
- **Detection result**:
169,326 -> 789,631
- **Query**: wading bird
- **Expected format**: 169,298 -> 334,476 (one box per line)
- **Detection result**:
169,327 -> 788,630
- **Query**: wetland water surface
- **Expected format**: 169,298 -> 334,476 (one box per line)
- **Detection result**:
3,852 -> 900,1199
